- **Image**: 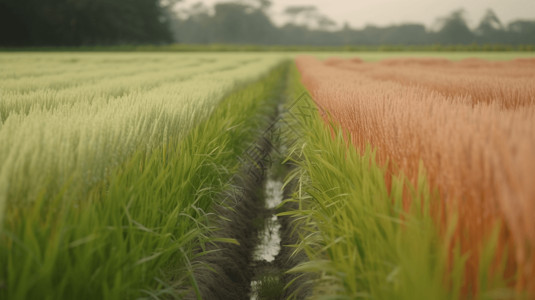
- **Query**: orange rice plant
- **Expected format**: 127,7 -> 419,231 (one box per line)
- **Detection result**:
296,56 -> 535,296
325,57 -> 535,109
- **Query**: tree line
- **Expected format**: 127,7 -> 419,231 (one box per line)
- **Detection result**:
1,0 -> 534,47
0,0 -> 176,46
172,2 -> 535,46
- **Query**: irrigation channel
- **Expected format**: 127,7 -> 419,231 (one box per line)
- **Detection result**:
185,69 -> 312,299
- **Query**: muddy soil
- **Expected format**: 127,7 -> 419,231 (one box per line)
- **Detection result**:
185,71 -> 311,299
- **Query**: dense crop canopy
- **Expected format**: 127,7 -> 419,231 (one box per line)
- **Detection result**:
0,53 -> 288,299
0,53 -> 285,223
296,56 -> 535,295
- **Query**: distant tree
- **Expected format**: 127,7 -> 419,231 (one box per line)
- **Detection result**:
475,9 -> 506,43
283,5 -> 336,30
477,9 -> 503,32
435,9 -> 475,44
171,3 -> 534,46
4,0 -> 534,47
277,23 -> 307,44
283,5 -> 317,17
170,2 -> 213,43
283,5 -> 317,27
210,2 -> 275,44
380,24 -> 430,45
0,0 -> 173,46
316,16 -> 337,30
181,2 -> 210,17
507,20 -> 535,44
338,22 -> 354,44
254,0 -> 272,10
160,0 -> 182,11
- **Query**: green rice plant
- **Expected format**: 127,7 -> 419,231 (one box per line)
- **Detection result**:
0,53 -> 286,226
282,65 -> 515,299
0,55 -> 288,299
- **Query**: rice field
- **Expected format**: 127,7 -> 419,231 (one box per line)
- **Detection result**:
0,53 -> 288,298
1,52 -> 534,299
293,56 -> 535,298
0,53 -> 284,219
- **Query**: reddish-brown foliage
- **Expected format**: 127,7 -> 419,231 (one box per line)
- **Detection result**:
296,56 -> 535,296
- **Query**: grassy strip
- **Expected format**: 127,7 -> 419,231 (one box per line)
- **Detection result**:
0,44 -> 534,52
0,63 -> 288,299
282,65 -> 515,299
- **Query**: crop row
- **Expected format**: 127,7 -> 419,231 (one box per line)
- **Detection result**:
0,54 -> 288,298
2,52 -> 533,299
0,53 -> 285,225
292,56 -> 535,298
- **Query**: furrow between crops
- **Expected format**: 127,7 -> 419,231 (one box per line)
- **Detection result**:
183,64 -> 315,300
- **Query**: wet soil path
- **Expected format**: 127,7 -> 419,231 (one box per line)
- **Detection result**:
185,68 -> 311,299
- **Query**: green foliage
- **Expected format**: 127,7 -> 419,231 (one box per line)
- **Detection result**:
281,65 -> 514,299
0,56 -> 288,299
171,3 -> 535,46
435,9 -> 475,44
1,0 -> 534,47
0,0 -> 172,46
0,53 -> 285,226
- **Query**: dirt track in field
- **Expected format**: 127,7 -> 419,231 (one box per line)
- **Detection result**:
185,67 -> 311,300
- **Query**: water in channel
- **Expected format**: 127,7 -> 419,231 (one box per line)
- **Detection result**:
250,172 -> 284,300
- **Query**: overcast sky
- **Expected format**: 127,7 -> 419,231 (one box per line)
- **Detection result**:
180,0 -> 535,29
